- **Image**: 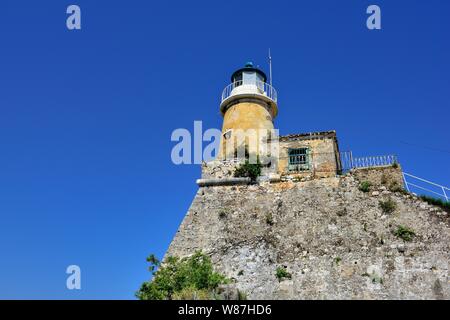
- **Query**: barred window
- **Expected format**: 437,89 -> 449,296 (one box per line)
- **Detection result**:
288,148 -> 310,171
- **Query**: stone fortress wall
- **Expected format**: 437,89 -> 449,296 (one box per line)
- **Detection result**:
166,166 -> 449,299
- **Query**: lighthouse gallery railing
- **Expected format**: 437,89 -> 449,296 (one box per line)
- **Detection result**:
221,80 -> 278,103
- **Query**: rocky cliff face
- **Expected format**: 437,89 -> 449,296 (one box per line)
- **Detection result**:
166,167 -> 449,299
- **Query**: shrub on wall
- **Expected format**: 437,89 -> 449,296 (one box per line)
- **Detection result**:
234,159 -> 262,181
379,197 -> 397,214
394,225 -> 416,242
275,266 -> 292,282
359,181 -> 372,193
136,251 -> 230,300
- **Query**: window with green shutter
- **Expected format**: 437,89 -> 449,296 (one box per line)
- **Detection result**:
288,148 -> 310,171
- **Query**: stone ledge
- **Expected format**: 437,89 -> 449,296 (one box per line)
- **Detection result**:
196,177 -> 251,187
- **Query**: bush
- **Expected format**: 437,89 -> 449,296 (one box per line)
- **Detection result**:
394,225 -> 416,242
172,287 -> 212,300
389,181 -> 407,193
379,198 -> 397,214
136,251 -> 230,300
419,195 -> 450,213
234,160 -> 262,181
218,210 -> 227,219
362,272 -> 383,284
359,181 -> 371,193
237,290 -> 247,300
265,212 -> 274,225
275,266 -> 292,282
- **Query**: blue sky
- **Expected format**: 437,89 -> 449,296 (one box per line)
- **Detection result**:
0,0 -> 449,299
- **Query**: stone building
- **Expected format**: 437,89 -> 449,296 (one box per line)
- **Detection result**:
200,63 -> 344,185
165,63 -> 449,300
277,131 -> 341,179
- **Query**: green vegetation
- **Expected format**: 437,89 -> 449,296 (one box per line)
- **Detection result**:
392,162 -> 399,169
379,197 -> 397,214
218,210 -> 228,219
265,212 -> 274,225
171,287 -> 213,300
419,195 -> 450,213
371,274 -> 383,284
359,181 -> 372,193
237,290 -> 247,300
362,272 -> 383,284
234,159 -> 262,181
136,251 -> 230,300
275,266 -> 292,282
334,257 -> 342,265
394,225 -> 416,242
389,181 -> 407,193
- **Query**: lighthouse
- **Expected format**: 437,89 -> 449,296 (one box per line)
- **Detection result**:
218,62 -> 278,161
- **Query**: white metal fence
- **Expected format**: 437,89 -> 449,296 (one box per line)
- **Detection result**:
403,172 -> 449,202
340,151 -> 398,171
221,80 -> 278,103
352,155 -> 398,168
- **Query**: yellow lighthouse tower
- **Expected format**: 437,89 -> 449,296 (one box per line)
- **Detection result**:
218,62 -> 278,161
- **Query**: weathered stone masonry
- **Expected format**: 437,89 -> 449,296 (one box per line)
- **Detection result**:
166,167 -> 449,299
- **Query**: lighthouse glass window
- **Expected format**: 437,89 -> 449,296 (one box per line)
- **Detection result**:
233,73 -> 243,87
288,148 -> 310,171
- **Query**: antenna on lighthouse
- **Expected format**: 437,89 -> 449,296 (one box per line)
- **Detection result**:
268,48 -> 273,86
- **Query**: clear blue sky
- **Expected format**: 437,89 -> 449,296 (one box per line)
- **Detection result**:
1,0 -> 449,299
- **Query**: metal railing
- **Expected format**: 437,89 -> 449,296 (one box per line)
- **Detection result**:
340,151 -> 398,171
221,80 -> 277,103
352,155 -> 398,168
403,172 -> 449,202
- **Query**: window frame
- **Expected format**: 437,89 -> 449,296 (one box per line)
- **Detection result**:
288,147 -> 310,172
